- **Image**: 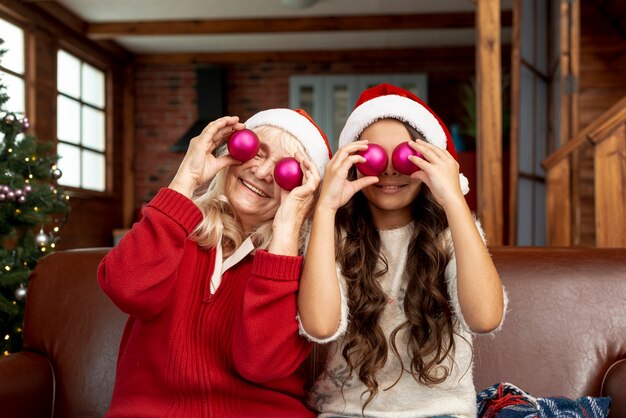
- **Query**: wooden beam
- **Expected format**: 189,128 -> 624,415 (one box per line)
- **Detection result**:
476,0 -> 503,245
0,0 -> 131,64
546,159 -> 572,246
122,64 -> 135,228
594,123 -> 625,248
508,0 -> 521,244
134,46 -> 477,65
88,11 -> 513,38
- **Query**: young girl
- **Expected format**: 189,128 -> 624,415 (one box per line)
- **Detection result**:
99,109 -> 331,417
298,84 -> 506,417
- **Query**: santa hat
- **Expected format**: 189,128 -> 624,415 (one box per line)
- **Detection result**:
245,108 -> 332,177
338,83 -> 469,195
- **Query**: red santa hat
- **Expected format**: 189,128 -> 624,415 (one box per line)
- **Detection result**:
245,108 -> 332,177
338,83 -> 469,195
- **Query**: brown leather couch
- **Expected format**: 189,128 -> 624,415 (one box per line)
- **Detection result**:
0,247 -> 624,418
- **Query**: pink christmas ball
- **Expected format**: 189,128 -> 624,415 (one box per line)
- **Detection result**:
356,143 -> 388,176
392,141 -> 424,175
274,157 -> 303,191
228,129 -> 260,162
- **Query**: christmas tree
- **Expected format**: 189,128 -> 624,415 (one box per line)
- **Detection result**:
0,38 -> 71,354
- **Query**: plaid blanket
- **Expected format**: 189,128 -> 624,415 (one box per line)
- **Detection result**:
476,382 -> 611,418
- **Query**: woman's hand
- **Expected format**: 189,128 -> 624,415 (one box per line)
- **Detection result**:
169,116 -> 245,198
270,152 -> 321,255
317,140 -> 379,212
408,139 -> 465,209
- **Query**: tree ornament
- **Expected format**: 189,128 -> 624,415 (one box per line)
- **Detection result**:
391,141 -> 424,175
356,143 -> 388,176
14,284 -> 27,301
35,228 -> 49,246
50,167 -> 63,180
20,117 -> 30,131
273,157 -> 303,191
227,129 -> 261,162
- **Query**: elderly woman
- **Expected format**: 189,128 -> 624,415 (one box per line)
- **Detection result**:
98,110 -> 331,417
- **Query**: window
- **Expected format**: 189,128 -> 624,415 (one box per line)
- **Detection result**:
0,17 -> 26,115
56,50 -> 106,192
290,74 -> 427,152
512,0 -> 550,246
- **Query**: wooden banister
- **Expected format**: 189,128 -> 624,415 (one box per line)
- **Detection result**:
543,95 -> 626,247
543,95 -> 626,170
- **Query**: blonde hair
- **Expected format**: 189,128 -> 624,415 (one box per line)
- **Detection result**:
190,125 -> 309,257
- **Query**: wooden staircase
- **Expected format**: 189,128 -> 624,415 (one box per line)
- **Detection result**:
543,95 -> 626,248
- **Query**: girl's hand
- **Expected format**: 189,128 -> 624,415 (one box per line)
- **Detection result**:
408,139 -> 465,208
169,116 -> 245,198
317,140 -> 379,211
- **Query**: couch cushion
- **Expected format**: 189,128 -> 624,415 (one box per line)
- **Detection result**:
473,247 -> 626,399
23,248 -> 127,417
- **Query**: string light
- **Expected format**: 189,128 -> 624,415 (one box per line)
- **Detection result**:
24,157 -> 30,162
3,351 -> 8,356
7,148 -> 12,153
4,266 -> 10,271
4,335 -> 9,340
53,227 -> 59,232
50,243 -> 56,249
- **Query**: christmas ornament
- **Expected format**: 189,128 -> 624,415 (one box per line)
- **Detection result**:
14,285 -> 27,301
51,168 -> 63,180
35,228 -> 49,246
356,143 -> 388,176
227,129 -> 260,162
274,157 -> 303,191
392,141 -> 424,175
20,117 -> 29,131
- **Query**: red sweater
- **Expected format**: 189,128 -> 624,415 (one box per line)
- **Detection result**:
98,188 -> 314,417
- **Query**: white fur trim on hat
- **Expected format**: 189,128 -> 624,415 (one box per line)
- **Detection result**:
338,95 -> 447,149
245,109 -> 330,176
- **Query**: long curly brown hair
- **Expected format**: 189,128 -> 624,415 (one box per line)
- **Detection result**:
335,167 -> 456,413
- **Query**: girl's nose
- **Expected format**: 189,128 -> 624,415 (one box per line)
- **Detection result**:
382,154 -> 398,176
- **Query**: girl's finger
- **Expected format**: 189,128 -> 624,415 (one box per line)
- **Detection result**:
351,176 -> 379,192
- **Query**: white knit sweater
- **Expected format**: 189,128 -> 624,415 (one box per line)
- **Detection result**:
300,221 -> 502,417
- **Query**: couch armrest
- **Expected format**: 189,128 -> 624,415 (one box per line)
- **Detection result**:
0,351 -> 54,418
602,359 -> 626,418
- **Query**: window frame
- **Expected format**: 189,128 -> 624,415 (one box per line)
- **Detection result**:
55,45 -> 111,194
0,13 -> 30,118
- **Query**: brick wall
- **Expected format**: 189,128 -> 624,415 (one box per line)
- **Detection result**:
133,48 -> 493,211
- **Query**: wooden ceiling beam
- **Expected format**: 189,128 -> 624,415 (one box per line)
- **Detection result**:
134,46 -> 478,65
88,11 -> 512,38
